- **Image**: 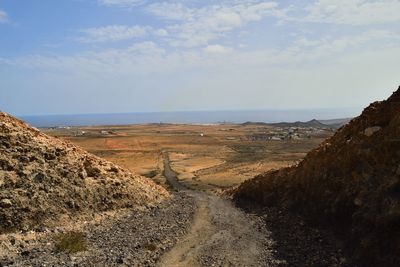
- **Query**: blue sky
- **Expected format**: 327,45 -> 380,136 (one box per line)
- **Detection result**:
0,0 -> 399,116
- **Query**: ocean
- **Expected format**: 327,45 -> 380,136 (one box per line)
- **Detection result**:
20,108 -> 361,128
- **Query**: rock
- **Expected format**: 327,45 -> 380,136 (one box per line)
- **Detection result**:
34,172 -> 46,183
233,86 -> 400,266
21,251 -> 30,257
0,199 -> 12,208
363,126 -> 381,137
9,236 -> 16,245
396,165 -> 400,176
354,198 -> 362,206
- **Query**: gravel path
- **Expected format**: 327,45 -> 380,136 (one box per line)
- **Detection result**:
159,192 -> 281,267
159,155 -> 281,267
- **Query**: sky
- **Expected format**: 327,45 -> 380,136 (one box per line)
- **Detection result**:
0,0 -> 399,116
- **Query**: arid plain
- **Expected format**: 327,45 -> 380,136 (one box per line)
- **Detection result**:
44,123 -> 334,193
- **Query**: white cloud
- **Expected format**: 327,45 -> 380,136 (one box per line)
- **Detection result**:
98,0 -> 146,8
77,25 -> 148,43
7,28 -> 398,77
293,30 -> 397,54
0,9 -> 8,23
3,42 -> 170,75
146,3 -> 193,20
147,1 -> 281,47
153,28 -> 168,37
203,44 -> 233,54
305,0 -> 400,25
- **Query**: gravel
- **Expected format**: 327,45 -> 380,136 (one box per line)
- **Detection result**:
238,202 -> 352,267
1,193 -> 195,267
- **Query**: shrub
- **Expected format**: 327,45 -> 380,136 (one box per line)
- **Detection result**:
55,231 -> 88,253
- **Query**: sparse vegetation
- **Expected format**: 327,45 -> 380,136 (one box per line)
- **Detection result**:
143,169 -> 158,178
144,242 -> 157,251
55,231 -> 88,253
229,144 -> 270,163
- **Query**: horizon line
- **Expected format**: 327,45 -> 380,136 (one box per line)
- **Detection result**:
15,106 -> 363,118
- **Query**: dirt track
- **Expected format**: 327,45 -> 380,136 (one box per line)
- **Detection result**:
159,154 -> 279,266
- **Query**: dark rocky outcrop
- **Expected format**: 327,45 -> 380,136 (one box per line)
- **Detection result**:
233,86 -> 400,266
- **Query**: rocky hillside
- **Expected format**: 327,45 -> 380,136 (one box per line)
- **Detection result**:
233,86 -> 400,266
0,112 -> 169,233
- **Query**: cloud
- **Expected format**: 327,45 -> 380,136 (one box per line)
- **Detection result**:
293,30 -> 397,54
304,0 -> 400,25
0,9 -> 8,23
77,25 -> 148,43
203,44 -> 233,54
147,1 -> 281,47
146,2 -> 193,20
3,1 -> 400,115
6,28 -> 398,77
153,28 -> 168,37
98,0 -> 146,8
3,42 -> 170,75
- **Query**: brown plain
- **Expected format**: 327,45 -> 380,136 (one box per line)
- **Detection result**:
44,123 -> 333,193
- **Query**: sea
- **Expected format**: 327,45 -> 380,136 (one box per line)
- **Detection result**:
21,108 -> 361,128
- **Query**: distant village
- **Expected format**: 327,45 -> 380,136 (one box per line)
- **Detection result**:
246,126 -> 330,141
50,126 -> 114,137
218,126 -> 333,141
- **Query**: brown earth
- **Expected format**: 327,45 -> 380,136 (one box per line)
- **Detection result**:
233,86 -> 400,266
0,112 -> 168,234
45,123 -> 332,193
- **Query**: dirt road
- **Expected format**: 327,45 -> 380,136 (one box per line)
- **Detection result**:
159,154 -> 279,267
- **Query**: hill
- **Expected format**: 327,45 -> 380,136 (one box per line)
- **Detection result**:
0,112 -> 169,233
318,118 -> 352,128
233,86 -> 400,266
242,119 -> 336,128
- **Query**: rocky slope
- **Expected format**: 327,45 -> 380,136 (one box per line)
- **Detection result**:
2,193 -> 195,267
233,86 -> 400,266
0,112 -> 169,233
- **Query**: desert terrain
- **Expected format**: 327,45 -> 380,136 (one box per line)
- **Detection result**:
0,114 -> 351,266
44,123 -> 335,193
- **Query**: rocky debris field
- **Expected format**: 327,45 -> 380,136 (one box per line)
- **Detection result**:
233,86 -> 400,266
237,201 -> 350,267
0,112 -> 168,233
0,193 -> 195,267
